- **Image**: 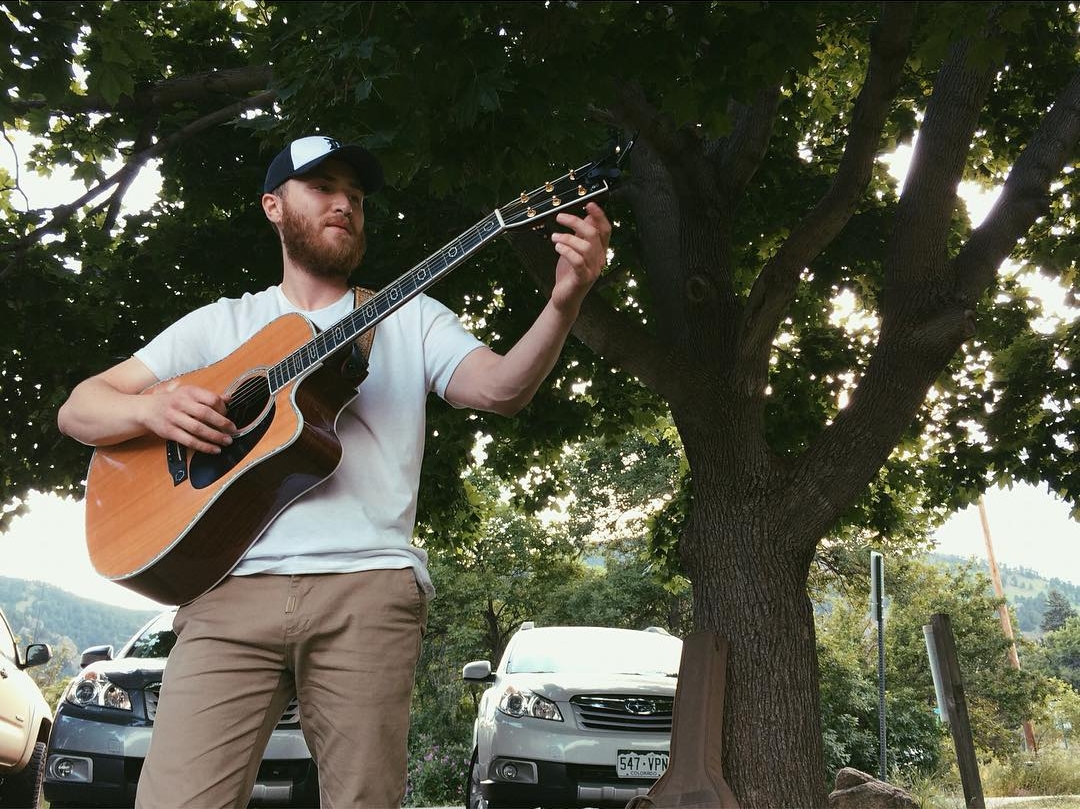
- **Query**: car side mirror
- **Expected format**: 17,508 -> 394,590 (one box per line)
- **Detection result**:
462,660 -> 495,683
22,643 -> 51,669
80,644 -> 115,668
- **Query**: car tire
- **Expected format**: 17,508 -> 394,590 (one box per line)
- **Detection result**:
466,750 -> 491,809
0,740 -> 46,809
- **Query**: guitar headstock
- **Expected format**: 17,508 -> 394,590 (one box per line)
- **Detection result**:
497,135 -> 633,231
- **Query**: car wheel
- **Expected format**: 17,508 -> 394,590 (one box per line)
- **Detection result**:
0,740 -> 46,808
465,751 -> 490,809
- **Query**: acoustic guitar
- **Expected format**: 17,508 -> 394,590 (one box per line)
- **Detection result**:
83,142 -> 628,605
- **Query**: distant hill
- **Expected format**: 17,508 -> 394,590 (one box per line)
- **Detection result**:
0,575 -> 160,675
929,553 -> 1080,638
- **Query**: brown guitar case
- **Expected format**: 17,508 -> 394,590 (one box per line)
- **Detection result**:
626,631 -> 740,808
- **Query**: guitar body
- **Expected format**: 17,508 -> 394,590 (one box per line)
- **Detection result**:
85,312 -> 361,605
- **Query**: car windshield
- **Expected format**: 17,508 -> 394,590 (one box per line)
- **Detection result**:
122,611 -> 178,659
504,628 -> 681,677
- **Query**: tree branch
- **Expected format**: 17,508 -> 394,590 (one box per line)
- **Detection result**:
885,25 -> 997,304
791,9 -> 1018,541
715,87 -> 782,201
953,67 -> 1080,302
7,65 -> 274,117
738,2 -> 916,397
612,83 -> 708,200
0,90 -> 278,280
2,127 -> 32,211
104,114 -> 158,232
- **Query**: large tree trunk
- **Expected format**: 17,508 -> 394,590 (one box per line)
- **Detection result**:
680,449 -> 827,808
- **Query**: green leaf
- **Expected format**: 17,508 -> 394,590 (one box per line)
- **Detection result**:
85,60 -> 135,105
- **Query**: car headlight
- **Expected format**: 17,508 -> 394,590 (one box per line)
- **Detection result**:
64,670 -> 132,711
496,685 -> 563,721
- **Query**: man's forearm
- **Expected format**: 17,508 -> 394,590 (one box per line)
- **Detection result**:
57,377 -> 154,447
445,297 -> 582,416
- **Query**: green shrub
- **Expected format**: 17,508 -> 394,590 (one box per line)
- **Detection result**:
405,738 -> 470,807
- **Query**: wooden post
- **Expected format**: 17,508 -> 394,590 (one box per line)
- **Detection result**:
927,613 -> 985,809
977,497 -> 1038,752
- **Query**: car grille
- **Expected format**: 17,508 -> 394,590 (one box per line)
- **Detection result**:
144,683 -> 301,727
569,694 -> 674,733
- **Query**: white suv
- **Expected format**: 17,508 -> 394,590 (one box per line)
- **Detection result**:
463,624 -> 681,809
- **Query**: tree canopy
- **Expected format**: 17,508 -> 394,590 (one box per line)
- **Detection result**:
2,2 -> 1078,804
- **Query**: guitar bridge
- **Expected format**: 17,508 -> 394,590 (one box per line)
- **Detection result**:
165,440 -> 188,486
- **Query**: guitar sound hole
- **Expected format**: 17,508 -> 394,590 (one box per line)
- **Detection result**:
188,374 -> 275,490
227,375 -> 273,432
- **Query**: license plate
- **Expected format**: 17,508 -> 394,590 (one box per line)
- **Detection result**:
616,750 -> 668,779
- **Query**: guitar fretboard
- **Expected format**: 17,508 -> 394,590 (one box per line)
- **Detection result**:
267,212 -> 503,392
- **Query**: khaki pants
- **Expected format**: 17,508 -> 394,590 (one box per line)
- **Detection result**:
135,568 -> 428,809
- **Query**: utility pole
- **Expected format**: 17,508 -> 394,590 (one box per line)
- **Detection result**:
978,496 -> 1038,752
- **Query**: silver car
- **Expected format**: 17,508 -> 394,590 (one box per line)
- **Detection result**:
463,623 -> 681,809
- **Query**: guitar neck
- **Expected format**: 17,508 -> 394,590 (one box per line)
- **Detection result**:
267,211 -> 505,392
266,147 -> 621,392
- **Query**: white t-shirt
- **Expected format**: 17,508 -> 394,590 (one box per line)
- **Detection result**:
134,285 -> 484,598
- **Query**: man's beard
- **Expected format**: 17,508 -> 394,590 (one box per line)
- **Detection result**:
279,201 -> 366,280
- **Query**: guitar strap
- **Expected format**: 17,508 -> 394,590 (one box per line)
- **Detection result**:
338,286 -> 377,382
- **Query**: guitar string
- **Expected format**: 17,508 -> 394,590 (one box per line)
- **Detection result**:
223,176 -> 606,417
221,214 -> 502,414
224,174 -> 603,415
221,167 -> 605,418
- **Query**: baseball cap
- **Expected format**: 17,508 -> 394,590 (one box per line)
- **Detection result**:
263,135 -> 384,194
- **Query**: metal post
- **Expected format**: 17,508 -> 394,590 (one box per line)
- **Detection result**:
870,551 -> 886,780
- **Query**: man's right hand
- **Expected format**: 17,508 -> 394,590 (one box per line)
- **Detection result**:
142,381 -> 236,454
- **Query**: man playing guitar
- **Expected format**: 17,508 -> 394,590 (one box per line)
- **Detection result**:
57,134 -> 610,808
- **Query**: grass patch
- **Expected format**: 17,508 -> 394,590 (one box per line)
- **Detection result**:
891,746 -> 1080,808
982,748 -> 1080,798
